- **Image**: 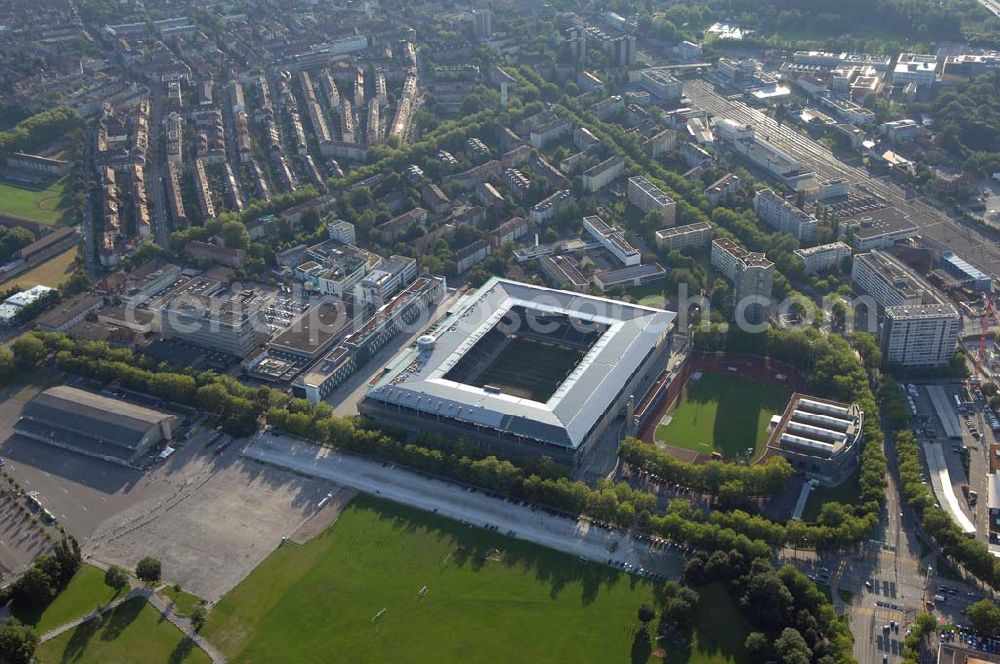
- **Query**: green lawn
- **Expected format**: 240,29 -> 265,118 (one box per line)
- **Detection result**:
655,372 -> 790,459
203,496 -> 748,664
161,586 -> 203,618
0,175 -> 71,224
36,597 -> 210,664
14,564 -> 124,634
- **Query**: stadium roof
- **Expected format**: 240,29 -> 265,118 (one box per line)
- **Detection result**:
365,278 -> 675,449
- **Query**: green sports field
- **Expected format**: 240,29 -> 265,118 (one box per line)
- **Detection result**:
36,597 -> 210,664
655,371 -> 790,459
202,496 -> 749,664
473,336 -> 584,401
0,175 -> 70,224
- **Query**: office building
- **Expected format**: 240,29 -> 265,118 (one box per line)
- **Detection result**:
159,289 -> 270,358
893,53 -> 938,87
639,70 -> 683,100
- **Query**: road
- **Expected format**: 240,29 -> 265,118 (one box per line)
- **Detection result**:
145,81 -> 171,248
978,0 -> 1000,17
683,80 -> 1000,276
243,432 -> 683,576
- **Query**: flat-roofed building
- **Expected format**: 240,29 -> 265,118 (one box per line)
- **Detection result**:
293,276 -> 446,405
794,241 -> 851,275
158,289 -> 270,358
530,189 -> 574,225
593,263 -> 666,290
704,173 -> 740,206
268,300 -> 352,362
583,215 -> 640,267
766,393 -> 863,483
881,303 -> 960,369
297,239 -> 378,297
656,221 -> 714,252
582,156 -> 624,192
893,53 -> 938,87
122,259 -> 183,306
711,238 -> 774,325
638,70 -> 683,100
15,386 -> 176,467
627,176 -> 676,225
35,293 -> 104,332
753,189 -> 817,242
851,250 -> 937,309
538,254 -> 590,290
354,255 -> 418,306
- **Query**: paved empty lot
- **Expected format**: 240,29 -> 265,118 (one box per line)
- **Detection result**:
84,431 -> 337,602
0,382 -> 343,601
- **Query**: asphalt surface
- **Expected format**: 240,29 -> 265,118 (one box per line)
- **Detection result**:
683,80 -> 1000,276
244,431 -> 684,576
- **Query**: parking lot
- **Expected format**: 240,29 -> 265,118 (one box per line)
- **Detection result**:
84,428 -> 338,602
0,382 -> 343,601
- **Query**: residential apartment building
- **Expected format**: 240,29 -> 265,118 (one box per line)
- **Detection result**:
530,190 -> 574,224
627,176 -> 676,225
655,222 -> 714,252
753,189 -> 817,243
881,303 -> 960,368
705,173 -> 740,206
582,156 -> 624,193
851,250 -> 933,309
794,242 -> 852,275
504,168 -> 531,201
711,238 -> 774,325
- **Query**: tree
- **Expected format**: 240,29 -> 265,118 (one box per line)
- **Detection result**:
11,334 -> 46,366
745,632 -> 771,663
774,627 -> 811,664
0,619 -> 38,664
637,603 -> 656,630
968,599 -> 1000,637
190,605 -> 207,631
135,557 -> 161,584
104,565 -> 129,593
11,566 -> 56,609
220,220 -> 250,250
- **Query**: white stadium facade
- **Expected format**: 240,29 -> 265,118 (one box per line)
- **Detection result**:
359,278 -> 676,467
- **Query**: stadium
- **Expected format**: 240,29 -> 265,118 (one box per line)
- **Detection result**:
359,278 -> 676,467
